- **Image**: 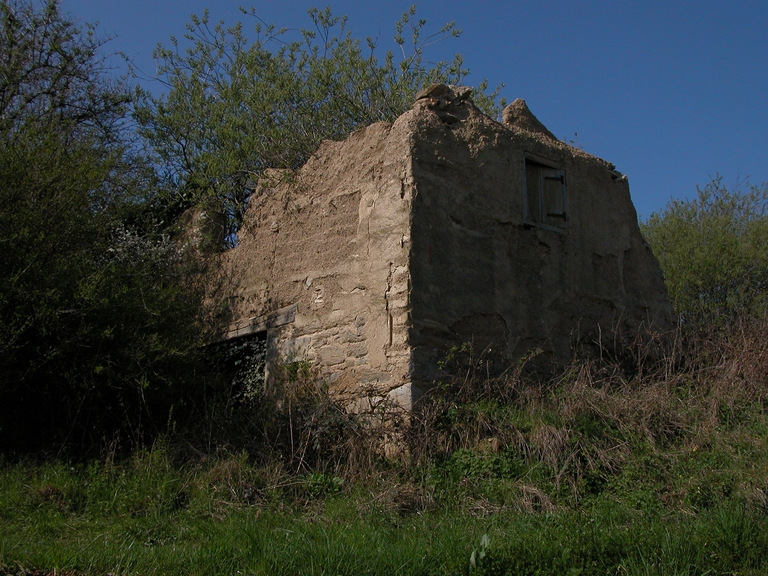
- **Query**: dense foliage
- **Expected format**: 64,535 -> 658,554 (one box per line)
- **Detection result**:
641,177 -> 768,324
134,6 -> 506,241
0,0 -> 206,456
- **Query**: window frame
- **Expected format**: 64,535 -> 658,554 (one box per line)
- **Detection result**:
522,154 -> 568,233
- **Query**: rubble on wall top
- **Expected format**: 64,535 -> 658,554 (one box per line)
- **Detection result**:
414,83 -> 473,105
412,84 -> 558,143
412,83 -> 474,124
408,85 -> 614,167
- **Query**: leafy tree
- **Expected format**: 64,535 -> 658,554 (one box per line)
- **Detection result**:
0,0 -> 130,138
134,6 -> 506,242
641,177 -> 768,324
0,0 -> 207,455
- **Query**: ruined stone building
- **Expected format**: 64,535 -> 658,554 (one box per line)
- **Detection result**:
214,86 -> 673,410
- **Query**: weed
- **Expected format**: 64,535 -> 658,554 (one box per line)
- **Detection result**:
4,318 -> 768,574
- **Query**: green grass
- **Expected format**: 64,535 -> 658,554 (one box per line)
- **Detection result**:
3,415 -> 768,576
2,455 -> 767,576
3,322 -> 768,575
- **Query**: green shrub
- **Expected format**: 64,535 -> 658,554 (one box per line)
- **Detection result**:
641,177 -> 768,324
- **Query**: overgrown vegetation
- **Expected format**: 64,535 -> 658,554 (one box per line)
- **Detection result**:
3,1 -> 768,575
0,0 -> 212,457
134,5 -> 506,241
3,320 -> 768,575
641,176 -> 768,324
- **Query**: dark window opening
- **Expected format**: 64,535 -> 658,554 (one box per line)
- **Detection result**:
212,331 -> 267,405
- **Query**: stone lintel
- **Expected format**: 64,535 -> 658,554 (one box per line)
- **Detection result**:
221,303 -> 297,341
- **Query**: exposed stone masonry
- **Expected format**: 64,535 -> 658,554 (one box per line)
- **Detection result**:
213,85 -> 673,410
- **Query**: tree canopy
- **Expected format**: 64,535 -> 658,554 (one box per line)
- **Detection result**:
0,0 -> 130,139
134,6 -> 506,243
0,0 -> 206,455
641,177 -> 768,324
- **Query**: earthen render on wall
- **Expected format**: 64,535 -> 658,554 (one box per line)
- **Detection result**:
215,86 -> 673,410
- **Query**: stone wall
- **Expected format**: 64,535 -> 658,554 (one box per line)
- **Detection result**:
215,87 -> 673,410
218,119 -> 418,407
406,96 -> 673,391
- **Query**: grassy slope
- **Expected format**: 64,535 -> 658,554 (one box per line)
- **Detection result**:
2,321 -> 768,575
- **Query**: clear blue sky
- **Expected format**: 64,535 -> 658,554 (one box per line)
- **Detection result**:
62,0 -> 768,220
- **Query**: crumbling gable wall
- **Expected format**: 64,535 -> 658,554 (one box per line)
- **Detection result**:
218,119 -> 418,406
405,94 -> 673,390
